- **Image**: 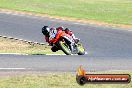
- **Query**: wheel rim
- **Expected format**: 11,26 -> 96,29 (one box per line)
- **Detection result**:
60,41 -> 71,53
77,43 -> 85,52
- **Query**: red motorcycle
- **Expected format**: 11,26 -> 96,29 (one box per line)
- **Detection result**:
49,30 -> 85,55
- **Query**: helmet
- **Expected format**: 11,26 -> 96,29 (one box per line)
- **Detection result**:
42,26 -> 50,35
56,26 -> 64,31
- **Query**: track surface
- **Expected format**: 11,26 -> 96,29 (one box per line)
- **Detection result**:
0,55 -> 132,72
0,11 -> 132,72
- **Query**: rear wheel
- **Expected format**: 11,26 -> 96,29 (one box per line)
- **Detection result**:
58,40 -> 72,55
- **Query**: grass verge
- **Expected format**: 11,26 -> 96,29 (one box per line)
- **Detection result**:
0,0 -> 132,25
0,71 -> 131,88
0,37 -> 63,55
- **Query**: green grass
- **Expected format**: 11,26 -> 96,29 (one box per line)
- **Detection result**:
0,0 -> 132,25
0,71 -> 131,88
0,37 -> 63,54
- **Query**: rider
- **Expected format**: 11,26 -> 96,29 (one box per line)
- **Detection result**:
42,26 -> 58,52
42,26 -> 78,52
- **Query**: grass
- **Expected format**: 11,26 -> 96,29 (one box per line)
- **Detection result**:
0,71 -> 131,88
0,37 -> 63,54
0,0 -> 132,25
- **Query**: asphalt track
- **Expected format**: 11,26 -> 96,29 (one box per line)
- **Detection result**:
0,11 -> 132,72
0,54 -> 132,72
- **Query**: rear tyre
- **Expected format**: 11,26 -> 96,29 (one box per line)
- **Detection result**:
58,40 -> 72,55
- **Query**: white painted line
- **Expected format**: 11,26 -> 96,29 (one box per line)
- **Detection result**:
0,53 -> 28,55
127,29 -> 132,32
0,68 -> 26,70
46,51 -> 88,55
47,52 -> 88,55
46,54 -> 66,55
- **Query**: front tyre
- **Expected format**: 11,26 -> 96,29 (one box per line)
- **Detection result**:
77,42 -> 85,55
58,40 -> 72,55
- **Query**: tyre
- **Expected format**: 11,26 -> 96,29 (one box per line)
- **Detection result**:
58,40 -> 72,55
77,42 -> 85,55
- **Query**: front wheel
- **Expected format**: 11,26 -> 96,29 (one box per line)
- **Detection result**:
77,42 -> 85,55
58,40 -> 72,55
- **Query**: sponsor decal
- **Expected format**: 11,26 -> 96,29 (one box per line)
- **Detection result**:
76,66 -> 131,85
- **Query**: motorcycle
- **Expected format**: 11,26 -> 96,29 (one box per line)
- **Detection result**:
49,30 -> 86,55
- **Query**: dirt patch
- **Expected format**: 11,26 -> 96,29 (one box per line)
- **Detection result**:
0,8 -> 132,29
